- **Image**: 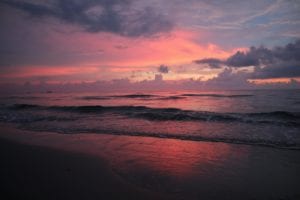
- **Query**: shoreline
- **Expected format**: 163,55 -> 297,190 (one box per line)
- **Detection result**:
1,123 -> 300,200
0,131 -> 171,200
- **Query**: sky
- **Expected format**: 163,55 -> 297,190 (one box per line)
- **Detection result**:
0,0 -> 300,90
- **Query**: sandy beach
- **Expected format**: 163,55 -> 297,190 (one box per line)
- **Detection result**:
1,139 -> 173,200
1,123 -> 300,200
0,125 -> 172,200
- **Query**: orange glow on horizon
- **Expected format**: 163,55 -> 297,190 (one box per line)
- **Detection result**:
1,29 -> 248,82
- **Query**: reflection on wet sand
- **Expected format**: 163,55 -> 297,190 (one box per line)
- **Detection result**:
104,137 -> 235,177
2,124 -> 299,199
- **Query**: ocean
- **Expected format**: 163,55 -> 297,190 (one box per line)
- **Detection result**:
1,89 -> 300,199
0,89 -> 299,149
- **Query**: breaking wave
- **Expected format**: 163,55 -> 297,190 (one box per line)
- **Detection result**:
1,103 -> 299,150
7,104 -> 300,127
76,93 -> 253,101
181,94 -> 254,98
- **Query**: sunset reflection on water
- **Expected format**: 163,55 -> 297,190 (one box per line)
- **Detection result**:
100,135 -> 249,178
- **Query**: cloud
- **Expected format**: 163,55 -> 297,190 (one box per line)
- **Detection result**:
194,58 -> 223,69
2,0 -> 173,37
204,68 -> 251,89
194,46 -> 274,68
195,39 -> 300,78
252,60 -> 300,79
158,64 -> 169,73
225,47 -> 271,67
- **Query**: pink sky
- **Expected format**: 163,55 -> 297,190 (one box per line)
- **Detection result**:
0,0 -> 299,88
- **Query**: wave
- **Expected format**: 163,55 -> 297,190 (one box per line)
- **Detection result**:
181,94 -> 254,98
76,93 -> 254,101
109,94 -> 158,98
79,94 -> 185,101
15,124 -> 300,150
2,104 -> 300,150
7,104 -> 300,127
79,96 -> 111,100
152,96 -> 186,100
2,96 -> 44,100
77,93 -> 253,101
12,104 -> 42,109
100,131 -> 300,150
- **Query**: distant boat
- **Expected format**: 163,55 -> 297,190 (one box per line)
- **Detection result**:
46,90 -> 53,93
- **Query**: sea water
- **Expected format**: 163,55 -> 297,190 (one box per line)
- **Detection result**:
0,89 -> 299,149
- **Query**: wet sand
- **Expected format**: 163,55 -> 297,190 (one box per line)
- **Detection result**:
0,126 -> 171,200
1,123 -> 300,200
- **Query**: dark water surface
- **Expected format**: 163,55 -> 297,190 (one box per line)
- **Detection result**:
1,90 -> 299,149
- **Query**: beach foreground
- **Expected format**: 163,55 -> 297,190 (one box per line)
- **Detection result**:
1,123 -> 300,200
0,138 -> 169,200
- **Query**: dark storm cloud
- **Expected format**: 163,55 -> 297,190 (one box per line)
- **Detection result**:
1,0 -> 173,37
195,39 -> 300,78
158,65 -> 169,73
